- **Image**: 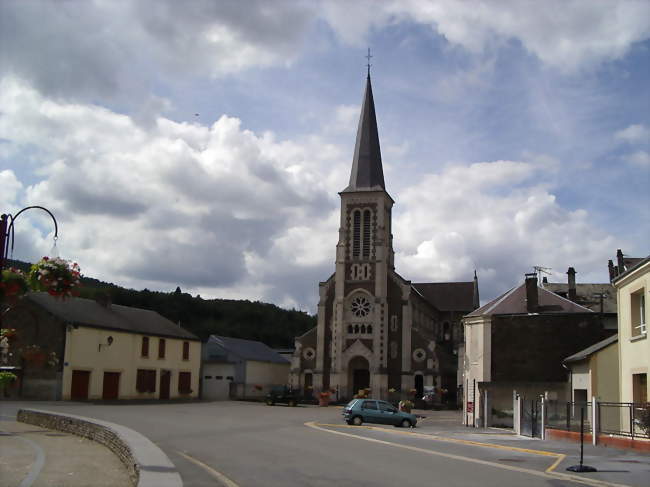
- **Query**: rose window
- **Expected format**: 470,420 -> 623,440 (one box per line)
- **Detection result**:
351,296 -> 372,317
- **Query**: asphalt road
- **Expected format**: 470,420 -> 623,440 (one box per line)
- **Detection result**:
2,401 -> 648,487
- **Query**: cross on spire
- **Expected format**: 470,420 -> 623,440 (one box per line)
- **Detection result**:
366,48 -> 373,76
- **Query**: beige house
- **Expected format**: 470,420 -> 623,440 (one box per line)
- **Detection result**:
563,334 -> 619,403
4,293 -> 201,400
611,255 -> 649,405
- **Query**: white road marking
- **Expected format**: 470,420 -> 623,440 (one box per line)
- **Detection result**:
0,426 -> 46,487
305,422 -> 631,487
176,450 -> 240,487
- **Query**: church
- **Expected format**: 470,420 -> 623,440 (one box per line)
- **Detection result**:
290,73 -> 479,403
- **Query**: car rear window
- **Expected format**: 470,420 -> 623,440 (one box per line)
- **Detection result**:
346,399 -> 359,408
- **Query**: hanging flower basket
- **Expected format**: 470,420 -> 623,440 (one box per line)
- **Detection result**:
0,268 -> 29,301
29,257 -> 81,299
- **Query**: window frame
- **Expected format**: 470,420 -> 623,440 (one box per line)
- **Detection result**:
141,336 -> 149,358
182,341 -> 190,360
158,338 -> 166,359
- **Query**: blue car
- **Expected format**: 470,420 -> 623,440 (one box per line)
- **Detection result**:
343,399 -> 417,428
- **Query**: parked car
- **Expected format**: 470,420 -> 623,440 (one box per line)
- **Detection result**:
343,399 -> 417,427
265,386 -> 299,407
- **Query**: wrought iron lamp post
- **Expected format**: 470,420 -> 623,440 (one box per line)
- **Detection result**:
0,206 -> 59,272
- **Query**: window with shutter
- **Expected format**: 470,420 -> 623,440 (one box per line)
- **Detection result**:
141,337 -> 149,357
158,338 -> 166,359
182,341 -> 189,360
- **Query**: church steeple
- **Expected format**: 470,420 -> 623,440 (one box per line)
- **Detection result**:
343,74 -> 385,192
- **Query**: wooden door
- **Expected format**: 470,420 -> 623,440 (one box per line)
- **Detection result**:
160,370 -> 171,399
102,372 -> 120,400
71,370 -> 90,400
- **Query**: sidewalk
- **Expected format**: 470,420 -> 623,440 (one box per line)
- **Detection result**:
411,409 -> 650,487
0,418 -> 131,487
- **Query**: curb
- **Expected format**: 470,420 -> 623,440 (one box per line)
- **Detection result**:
546,428 -> 650,452
17,408 -> 182,487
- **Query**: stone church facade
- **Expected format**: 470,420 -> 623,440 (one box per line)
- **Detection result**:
290,74 -> 478,402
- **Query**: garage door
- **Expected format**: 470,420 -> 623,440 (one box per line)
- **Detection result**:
202,374 -> 230,400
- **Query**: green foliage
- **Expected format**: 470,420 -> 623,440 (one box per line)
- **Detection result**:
0,372 -> 17,387
638,404 -> 650,436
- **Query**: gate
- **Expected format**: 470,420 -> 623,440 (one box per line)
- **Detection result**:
521,398 -> 542,437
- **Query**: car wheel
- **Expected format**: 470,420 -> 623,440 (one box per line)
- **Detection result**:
288,400 -> 297,407
352,416 -> 363,426
400,419 -> 412,428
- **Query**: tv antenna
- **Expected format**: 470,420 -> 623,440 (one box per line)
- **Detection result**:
533,266 -> 552,286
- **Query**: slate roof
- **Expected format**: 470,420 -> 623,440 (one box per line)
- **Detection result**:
543,283 -> 617,313
342,74 -> 386,193
466,282 -> 593,318
563,334 -> 618,363
412,282 -> 476,312
207,335 -> 289,364
25,292 -> 199,340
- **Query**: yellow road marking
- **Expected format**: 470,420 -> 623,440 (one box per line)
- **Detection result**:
306,422 -> 629,487
177,450 -> 240,487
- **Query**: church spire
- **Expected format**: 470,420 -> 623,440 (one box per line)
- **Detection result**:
343,73 -> 386,192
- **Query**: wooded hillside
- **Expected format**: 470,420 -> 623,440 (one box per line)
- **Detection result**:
8,259 -> 315,347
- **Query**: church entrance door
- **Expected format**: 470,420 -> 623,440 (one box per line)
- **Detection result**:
348,356 -> 370,397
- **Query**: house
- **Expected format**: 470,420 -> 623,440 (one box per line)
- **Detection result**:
202,335 -> 290,400
562,334 -> 619,403
544,267 -> 617,330
462,273 -> 614,426
610,252 -> 648,406
291,73 -> 478,403
2,292 -> 201,400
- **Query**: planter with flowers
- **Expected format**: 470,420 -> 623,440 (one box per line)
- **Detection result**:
29,257 -> 81,299
1,328 -> 17,343
0,371 -> 17,397
399,400 -> 414,413
22,345 -> 47,367
0,268 -> 29,303
318,390 -> 331,407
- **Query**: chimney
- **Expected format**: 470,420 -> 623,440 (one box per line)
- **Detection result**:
608,260 -> 615,281
525,273 -> 538,313
616,249 -> 625,275
95,293 -> 112,308
567,267 -> 577,302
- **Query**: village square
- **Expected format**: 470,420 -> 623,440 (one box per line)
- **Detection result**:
1,2 -> 649,487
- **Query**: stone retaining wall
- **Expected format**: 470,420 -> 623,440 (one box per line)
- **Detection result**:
18,409 -> 139,486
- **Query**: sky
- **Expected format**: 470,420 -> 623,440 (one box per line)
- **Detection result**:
1,0 -> 649,312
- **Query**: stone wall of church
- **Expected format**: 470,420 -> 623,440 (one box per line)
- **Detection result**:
387,276 -> 404,390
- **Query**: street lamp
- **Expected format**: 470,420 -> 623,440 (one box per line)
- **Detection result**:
0,206 -> 59,271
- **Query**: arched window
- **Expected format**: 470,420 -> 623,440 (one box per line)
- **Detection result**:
348,324 -> 353,333
361,324 -> 366,334
367,325 -> 373,334
354,324 -> 360,334
362,210 -> 371,257
352,210 -> 361,257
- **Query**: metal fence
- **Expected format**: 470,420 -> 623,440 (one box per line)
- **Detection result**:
599,402 -> 650,439
546,401 -> 649,439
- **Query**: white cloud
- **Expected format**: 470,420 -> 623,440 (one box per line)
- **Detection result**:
615,124 -> 650,144
622,150 -> 650,167
394,159 -> 616,298
322,0 -> 650,71
0,77 -> 340,307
